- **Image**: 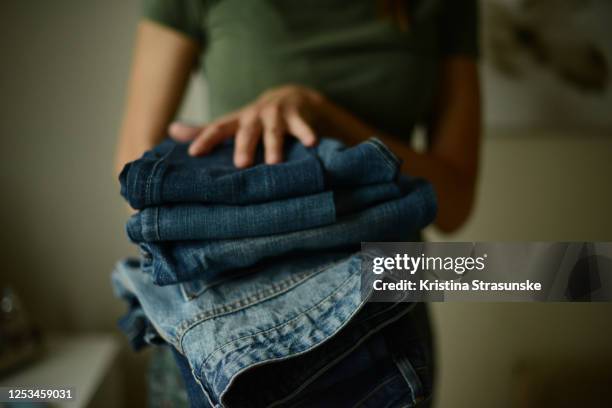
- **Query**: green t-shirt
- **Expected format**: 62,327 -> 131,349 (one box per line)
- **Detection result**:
143,0 -> 478,138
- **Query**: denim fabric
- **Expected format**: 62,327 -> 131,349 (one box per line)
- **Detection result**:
112,249 -> 423,407
172,313 -> 430,408
149,346 -> 193,408
126,182 -> 404,243
112,260 -> 165,350
115,136 -> 437,407
113,257 -> 433,407
119,137 -> 399,209
171,348 -> 213,408
137,177 -> 436,285
287,324 -> 421,408
224,302 -> 433,408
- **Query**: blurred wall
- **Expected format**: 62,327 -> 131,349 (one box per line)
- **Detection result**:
426,132 -> 612,407
0,1 -> 611,407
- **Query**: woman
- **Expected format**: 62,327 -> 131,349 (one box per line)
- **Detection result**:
116,0 -> 480,406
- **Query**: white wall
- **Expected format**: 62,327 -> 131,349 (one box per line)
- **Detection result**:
426,131 -> 612,407
1,1 -> 611,406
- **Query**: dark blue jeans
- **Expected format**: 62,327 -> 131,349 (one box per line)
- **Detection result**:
126,182 -> 404,243
120,137 -> 400,209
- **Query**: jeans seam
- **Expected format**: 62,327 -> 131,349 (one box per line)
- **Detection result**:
144,144 -> 175,207
386,317 -> 427,405
176,256 -> 354,347
153,206 -> 161,242
180,265 -> 265,300
196,264 -> 359,379
393,354 -> 421,406
219,284 -> 413,407
367,137 -> 401,172
216,287 -> 413,407
271,306 -> 413,408
132,162 -> 147,210
176,270 -> 318,342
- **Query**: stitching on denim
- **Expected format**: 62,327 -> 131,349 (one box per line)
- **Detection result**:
220,300 -> 413,407
218,273 -> 360,376
153,207 -> 161,242
197,266 -> 359,379
176,271 -> 312,340
369,143 -> 399,174
141,145 -> 174,241
389,320 -> 425,406
199,268 -> 361,382
175,257 -> 351,346
133,163 -> 147,209
180,265 -> 266,301
369,137 -> 400,165
265,308 -> 400,408
218,276 -> 364,407
144,144 -> 175,206
395,356 -> 418,406
367,138 -> 400,172
203,197 -> 369,255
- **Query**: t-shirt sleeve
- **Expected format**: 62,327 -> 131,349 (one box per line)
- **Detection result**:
438,0 -> 480,58
142,0 -> 204,43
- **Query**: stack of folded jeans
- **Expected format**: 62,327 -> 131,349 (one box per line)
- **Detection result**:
113,137 -> 437,408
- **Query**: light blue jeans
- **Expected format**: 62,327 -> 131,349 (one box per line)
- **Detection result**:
113,255 -> 433,407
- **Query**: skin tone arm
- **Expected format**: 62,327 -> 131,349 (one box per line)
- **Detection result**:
114,21 -> 200,176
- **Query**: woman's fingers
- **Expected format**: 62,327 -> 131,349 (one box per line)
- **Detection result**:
183,89 -> 319,166
168,122 -> 203,142
233,110 -> 262,168
261,106 -> 284,164
188,118 -> 237,156
285,107 -> 317,147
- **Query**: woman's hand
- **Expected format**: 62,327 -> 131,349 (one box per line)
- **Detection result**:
169,85 -> 327,167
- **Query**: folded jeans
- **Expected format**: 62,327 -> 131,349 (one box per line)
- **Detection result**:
126,182 -> 404,243
171,307 -> 432,408
112,250 -> 415,407
120,137 -> 400,209
138,177 -> 436,285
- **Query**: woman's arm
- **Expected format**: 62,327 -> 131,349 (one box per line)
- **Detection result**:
318,56 -> 481,233
114,20 -> 200,176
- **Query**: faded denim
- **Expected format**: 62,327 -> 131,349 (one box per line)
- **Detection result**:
112,253 -> 430,407
137,177 -> 436,285
120,137 -> 400,210
126,182 -> 404,243
114,136 -> 437,407
170,312 -> 431,408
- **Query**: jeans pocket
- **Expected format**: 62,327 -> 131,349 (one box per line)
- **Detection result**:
381,304 -> 434,406
391,350 -> 426,406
